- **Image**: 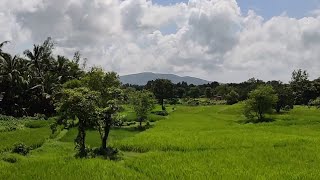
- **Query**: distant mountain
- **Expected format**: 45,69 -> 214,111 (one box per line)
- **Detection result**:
120,72 -> 211,85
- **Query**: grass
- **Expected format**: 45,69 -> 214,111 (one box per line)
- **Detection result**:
1,104 -> 320,179
60,127 -> 142,147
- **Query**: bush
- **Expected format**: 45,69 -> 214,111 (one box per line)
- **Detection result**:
50,122 -> 58,134
2,154 -> 19,163
243,85 -> 278,121
0,115 -> 16,121
166,98 -> 180,105
152,110 -> 169,116
187,99 -> 200,106
25,121 -> 48,128
12,143 -> 30,156
83,147 -> 121,160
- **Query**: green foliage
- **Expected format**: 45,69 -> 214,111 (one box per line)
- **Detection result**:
225,90 -> 239,105
1,154 -> 20,163
243,85 -> 278,121
290,69 -> 316,105
12,143 -> 30,156
204,87 -> 213,98
82,67 -> 121,107
130,90 -> 156,127
309,97 -> 320,108
0,38 -> 84,117
56,87 -> 100,157
24,120 -> 48,128
50,122 -> 58,134
268,81 -> 294,113
188,87 -> 201,98
146,79 -> 173,110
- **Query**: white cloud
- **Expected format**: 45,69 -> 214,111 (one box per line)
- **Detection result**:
1,0 -> 320,82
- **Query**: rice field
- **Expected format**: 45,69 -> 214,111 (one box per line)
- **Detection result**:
1,105 -> 320,179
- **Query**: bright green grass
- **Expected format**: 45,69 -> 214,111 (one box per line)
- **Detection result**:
60,127 -> 141,147
0,127 -> 51,152
1,105 -> 320,179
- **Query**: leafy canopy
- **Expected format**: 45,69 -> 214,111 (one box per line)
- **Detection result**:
243,85 -> 278,121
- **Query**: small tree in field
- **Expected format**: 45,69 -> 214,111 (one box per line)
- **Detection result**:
130,90 -> 156,128
243,85 -> 278,121
225,90 -> 239,105
95,88 -> 123,150
56,87 -> 99,157
147,79 -> 173,110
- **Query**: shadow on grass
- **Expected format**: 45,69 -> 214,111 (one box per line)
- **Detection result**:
114,125 -> 155,132
237,118 -> 275,124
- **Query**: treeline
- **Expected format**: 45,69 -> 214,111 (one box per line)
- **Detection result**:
1,38 -> 320,118
125,70 -> 320,110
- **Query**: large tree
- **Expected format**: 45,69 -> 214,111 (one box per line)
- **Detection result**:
147,79 -> 173,110
290,69 -> 313,105
57,87 -> 100,157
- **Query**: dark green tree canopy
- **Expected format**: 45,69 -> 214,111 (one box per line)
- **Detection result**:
243,85 -> 278,121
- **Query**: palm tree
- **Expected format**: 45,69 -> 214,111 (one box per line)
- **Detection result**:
0,53 -> 29,115
0,41 -> 10,55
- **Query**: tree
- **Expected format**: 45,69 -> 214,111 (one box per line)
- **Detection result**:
56,87 -> 100,157
290,69 -> 312,105
268,81 -> 294,113
205,87 -> 212,98
175,87 -> 186,98
82,67 -> 120,107
225,90 -> 239,105
188,87 -> 201,99
79,67 -> 122,151
0,54 -> 29,116
130,90 -> 156,128
95,88 -> 123,150
215,85 -> 233,98
0,41 -> 10,55
147,79 -> 173,110
243,85 -> 278,121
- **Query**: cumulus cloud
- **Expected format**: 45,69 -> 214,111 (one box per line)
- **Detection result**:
1,0 -> 320,82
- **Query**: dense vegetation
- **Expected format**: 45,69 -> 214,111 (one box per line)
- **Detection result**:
1,38 -> 320,178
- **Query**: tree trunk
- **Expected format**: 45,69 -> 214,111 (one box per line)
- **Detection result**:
161,98 -> 165,110
139,118 -> 142,128
101,124 -> 111,150
76,120 -> 86,157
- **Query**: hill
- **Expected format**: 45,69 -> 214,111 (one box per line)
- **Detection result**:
120,72 -> 211,85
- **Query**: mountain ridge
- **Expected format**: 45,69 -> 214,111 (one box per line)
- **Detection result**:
120,72 -> 211,85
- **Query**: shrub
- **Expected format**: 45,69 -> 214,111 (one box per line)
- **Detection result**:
50,122 -> 58,134
25,121 -> 48,128
166,98 -> 180,105
187,99 -> 200,106
225,90 -> 239,105
152,110 -> 169,116
2,155 -> 18,163
84,147 -> 121,160
12,143 -> 30,156
0,115 -> 16,121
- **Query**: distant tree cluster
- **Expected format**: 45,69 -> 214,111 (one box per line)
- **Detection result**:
0,38 -> 84,117
124,70 -> 320,113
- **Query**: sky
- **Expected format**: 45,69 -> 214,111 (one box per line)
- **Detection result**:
1,0 -> 320,82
